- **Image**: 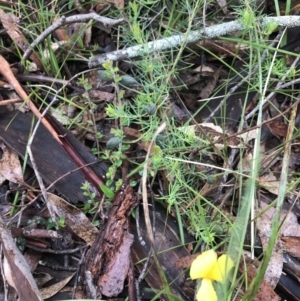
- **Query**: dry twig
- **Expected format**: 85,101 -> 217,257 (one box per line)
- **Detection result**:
23,13 -> 124,61
0,55 -> 61,143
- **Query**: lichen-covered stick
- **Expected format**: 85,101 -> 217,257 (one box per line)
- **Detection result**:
89,16 -> 300,68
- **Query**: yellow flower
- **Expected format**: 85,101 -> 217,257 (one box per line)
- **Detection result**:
190,250 -> 234,301
196,278 -> 217,301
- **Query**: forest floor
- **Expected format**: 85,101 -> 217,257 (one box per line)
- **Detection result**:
0,0 -> 300,300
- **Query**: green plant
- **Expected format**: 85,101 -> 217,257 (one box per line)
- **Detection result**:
46,217 -> 66,230
81,182 -> 99,214
16,237 -> 27,252
27,216 -> 66,230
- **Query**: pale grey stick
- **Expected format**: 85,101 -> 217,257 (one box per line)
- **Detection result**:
23,13 -> 124,61
89,16 -> 300,68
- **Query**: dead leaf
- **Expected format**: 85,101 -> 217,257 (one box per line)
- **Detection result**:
197,40 -> 247,59
258,172 -> 280,195
0,141 -> 23,183
260,150 -> 281,170
239,260 -> 280,301
0,9 -> 41,69
178,123 -> 243,149
35,273 -> 53,288
40,272 -> 76,299
199,67 -> 222,99
256,207 -> 283,288
259,201 -> 300,237
88,89 -> 114,103
106,0 -> 124,9
192,64 -> 215,75
257,201 -> 300,288
237,128 -> 257,143
266,121 -> 288,138
47,193 -> 98,246
123,127 -> 155,154
175,253 -> 199,269
53,15 -> 69,41
23,249 -> 42,273
216,0 -> 227,14
0,216 -> 43,301
281,236 -> 300,259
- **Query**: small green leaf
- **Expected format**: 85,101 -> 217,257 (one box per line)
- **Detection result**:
97,70 -> 114,81
102,61 -> 113,70
106,137 -> 122,150
130,180 -> 137,187
119,74 -> 140,86
100,184 -> 115,199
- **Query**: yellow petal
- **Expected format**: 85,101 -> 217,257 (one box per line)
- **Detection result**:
208,254 -> 234,282
196,279 -> 217,301
190,250 -> 218,280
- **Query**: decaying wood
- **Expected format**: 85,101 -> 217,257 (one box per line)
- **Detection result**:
85,185 -> 139,298
0,107 -> 107,203
0,54 -> 105,190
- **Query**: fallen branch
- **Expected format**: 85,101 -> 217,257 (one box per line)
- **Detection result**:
89,15 -> 300,67
22,12 -> 124,61
0,55 -> 61,143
